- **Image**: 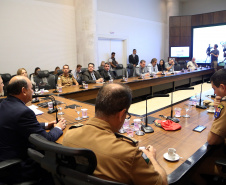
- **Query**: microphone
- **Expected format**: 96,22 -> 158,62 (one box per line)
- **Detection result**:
32,94 -> 51,98
142,94 -> 169,133
196,83 -> 207,109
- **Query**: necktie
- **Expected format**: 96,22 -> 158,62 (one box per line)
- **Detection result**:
108,71 -> 112,80
91,72 -> 96,80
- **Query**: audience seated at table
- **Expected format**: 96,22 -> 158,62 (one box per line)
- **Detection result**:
100,61 -> 105,67
71,64 -> 82,85
147,58 -> 161,75
63,83 -> 167,185
53,66 -> 60,75
165,59 -> 175,72
17,68 -> 28,77
82,63 -> 103,84
100,62 -> 115,82
192,69 -> 226,185
57,64 -> 78,86
135,60 -> 149,77
187,57 -> 198,70
158,59 -> 167,72
30,67 -> 40,85
0,76 -> 66,184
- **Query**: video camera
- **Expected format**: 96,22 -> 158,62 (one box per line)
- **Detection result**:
206,44 -> 213,56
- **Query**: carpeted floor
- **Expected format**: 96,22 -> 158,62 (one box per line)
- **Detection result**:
129,83 -> 214,115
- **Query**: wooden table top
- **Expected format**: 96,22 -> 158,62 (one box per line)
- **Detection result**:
33,91 -> 215,184
48,68 -> 214,102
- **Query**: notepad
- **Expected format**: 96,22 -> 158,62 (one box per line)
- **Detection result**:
28,105 -> 44,115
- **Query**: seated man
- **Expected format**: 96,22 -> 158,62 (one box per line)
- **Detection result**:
0,76 -> 66,183
109,52 -> 118,69
71,64 -> 82,85
147,58 -> 161,74
192,69 -> 226,185
187,57 -> 198,70
57,64 -> 78,86
165,59 -> 175,72
135,60 -> 150,77
63,83 -> 167,185
82,63 -> 103,83
100,62 -> 115,82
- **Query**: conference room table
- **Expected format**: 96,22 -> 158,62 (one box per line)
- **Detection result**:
33,90 -> 215,184
48,68 -> 214,102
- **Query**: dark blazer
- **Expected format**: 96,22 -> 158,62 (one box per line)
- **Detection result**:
100,70 -> 115,81
82,70 -> 102,84
0,96 -> 63,161
157,64 -> 166,71
129,54 -> 139,66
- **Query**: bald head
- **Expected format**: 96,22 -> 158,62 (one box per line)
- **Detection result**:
7,76 -> 33,103
95,83 -> 132,117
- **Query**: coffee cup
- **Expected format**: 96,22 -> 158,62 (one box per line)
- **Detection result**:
81,108 -> 88,118
168,148 -> 176,159
209,106 -> 215,112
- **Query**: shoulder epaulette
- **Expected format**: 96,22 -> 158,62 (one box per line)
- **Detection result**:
114,133 -> 138,146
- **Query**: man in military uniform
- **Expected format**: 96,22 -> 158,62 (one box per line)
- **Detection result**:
62,83 -> 167,185
57,64 -> 78,86
192,69 -> 226,184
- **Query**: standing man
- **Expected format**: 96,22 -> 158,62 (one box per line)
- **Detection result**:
82,63 -> 103,84
71,64 -> 82,85
100,62 -> 115,82
0,76 -> 66,183
129,49 -> 139,67
187,57 -> 198,70
192,69 -> 226,184
135,60 -> 149,77
109,52 -> 118,69
210,44 -> 219,72
57,64 -> 78,86
63,83 -> 167,185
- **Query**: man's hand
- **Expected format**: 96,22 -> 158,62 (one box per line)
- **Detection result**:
46,120 -> 56,129
141,145 -> 156,160
214,96 -> 221,108
55,118 -> 67,130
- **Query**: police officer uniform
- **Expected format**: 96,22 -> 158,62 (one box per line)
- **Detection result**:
63,117 -> 162,185
58,74 -> 78,86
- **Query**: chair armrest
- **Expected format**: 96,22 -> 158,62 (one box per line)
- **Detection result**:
0,159 -> 22,171
215,159 -> 226,167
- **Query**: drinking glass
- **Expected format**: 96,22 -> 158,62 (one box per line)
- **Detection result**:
57,103 -> 65,115
183,103 -> 190,118
135,116 -> 145,136
75,105 -> 82,120
35,85 -> 39,93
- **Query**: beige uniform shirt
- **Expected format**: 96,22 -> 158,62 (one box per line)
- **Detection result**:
211,99 -> 226,141
63,117 -> 162,185
58,74 -> 77,86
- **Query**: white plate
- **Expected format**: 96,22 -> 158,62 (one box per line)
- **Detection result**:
163,153 -> 180,162
207,109 -> 215,113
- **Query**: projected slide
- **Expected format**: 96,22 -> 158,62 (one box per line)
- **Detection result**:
193,24 -> 226,63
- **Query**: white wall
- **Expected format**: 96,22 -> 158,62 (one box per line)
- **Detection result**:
180,0 -> 226,16
0,0 -> 77,75
97,0 -> 167,65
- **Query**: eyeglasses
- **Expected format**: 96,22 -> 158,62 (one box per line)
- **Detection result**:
126,111 -> 131,120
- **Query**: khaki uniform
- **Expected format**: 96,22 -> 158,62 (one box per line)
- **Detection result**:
58,74 -> 77,86
63,117 -> 162,185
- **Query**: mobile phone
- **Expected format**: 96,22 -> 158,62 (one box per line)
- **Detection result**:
193,125 -> 206,132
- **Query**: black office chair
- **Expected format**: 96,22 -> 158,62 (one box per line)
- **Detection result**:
81,68 -> 88,74
127,64 -> 134,77
98,66 -> 104,73
178,60 -> 187,70
0,73 -> 12,96
28,134 -> 126,185
114,68 -> 126,79
34,70 -> 56,90
174,63 -> 181,71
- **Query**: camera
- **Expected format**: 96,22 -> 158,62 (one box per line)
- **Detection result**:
206,44 -> 212,56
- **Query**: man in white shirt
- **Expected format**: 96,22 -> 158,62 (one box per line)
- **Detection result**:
187,57 -> 198,70
71,64 -> 82,84
147,58 -> 161,74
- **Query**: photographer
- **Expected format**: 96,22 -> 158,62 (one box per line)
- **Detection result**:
210,44 -> 219,72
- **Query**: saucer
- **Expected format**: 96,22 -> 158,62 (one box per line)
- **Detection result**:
163,153 -> 180,161
207,109 -> 215,113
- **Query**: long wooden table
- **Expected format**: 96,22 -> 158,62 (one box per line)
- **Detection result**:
49,68 -> 214,102
33,90 -> 215,184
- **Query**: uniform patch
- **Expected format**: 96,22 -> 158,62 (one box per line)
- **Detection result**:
214,104 -> 224,118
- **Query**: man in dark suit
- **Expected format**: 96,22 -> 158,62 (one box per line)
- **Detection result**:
0,76 -> 66,184
129,49 -> 139,67
100,62 -> 115,82
82,63 -> 104,83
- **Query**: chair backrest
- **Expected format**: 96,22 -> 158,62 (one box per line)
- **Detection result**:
81,68 -> 88,74
98,66 -> 104,74
34,70 -> 55,90
28,134 -> 126,185
174,63 -> 181,71
116,64 -> 123,69
0,73 -> 12,96
126,64 -> 134,77
114,68 -> 126,79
